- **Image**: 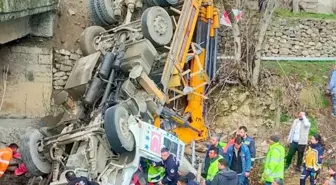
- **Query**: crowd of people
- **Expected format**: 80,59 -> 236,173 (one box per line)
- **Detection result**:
0,111 -> 335,185
199,111 -> 336,185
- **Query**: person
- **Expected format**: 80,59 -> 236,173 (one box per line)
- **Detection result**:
324,164 -> 336,185
261,135 -> 285,185
205,146 -> 223,185
65,171 -> 99,185
0,143 -> 19,178
286,111 -> 311,171
237,126 -> 256,166
327,65 -> 336,116
272,178 -> 284,185
300,134 -> 325,185
204,135 -> 226,176
224,132 -> 239,154
153,148 -> 180,185
177,176 -> 199,185
225,137 -> 251,185
211,158 -> 238,185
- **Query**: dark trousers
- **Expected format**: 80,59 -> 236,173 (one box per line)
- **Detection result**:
332,94 -> 336,115
286,142 -> 306,168
238,174 -> 249,185
300,166 -> 318,185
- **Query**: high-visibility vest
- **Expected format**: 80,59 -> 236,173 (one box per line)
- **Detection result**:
262,142 -> 285,183
0,147 -> 13,177
147,166 -> 165,183
206,155 -> 223,181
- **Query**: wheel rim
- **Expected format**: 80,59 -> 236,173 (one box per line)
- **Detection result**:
153,16 -> 168,36
119,116 -> 133,142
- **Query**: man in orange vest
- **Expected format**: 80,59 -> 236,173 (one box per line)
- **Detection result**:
0,143 -> 18,178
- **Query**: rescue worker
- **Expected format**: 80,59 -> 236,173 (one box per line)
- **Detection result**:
211,158 -> 238,185
237,126 -> 256,166
286,111 -> 311,171
177,176 -> 199,185
300,134 -> 325,185
0,143 -> 18,178
224,132 -> 239,153
153,148 -> 180,185
148,165 -> 166,184
205,146 -> 223,185
65,171 -> 99,185
327,65 -> 336,117
261,135 -> 285,185
324,164 -> 336,185
203,135 -> 226,177
225,137 -> 251,185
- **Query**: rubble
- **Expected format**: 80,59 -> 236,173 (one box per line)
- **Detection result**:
53,49 -> 83,90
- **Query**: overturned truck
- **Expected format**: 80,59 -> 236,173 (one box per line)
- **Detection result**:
20,0 -> 219,184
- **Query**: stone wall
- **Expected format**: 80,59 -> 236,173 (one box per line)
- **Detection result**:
53,49 -> 82,90
263,18 -> 336,57
218,17 -> 336,57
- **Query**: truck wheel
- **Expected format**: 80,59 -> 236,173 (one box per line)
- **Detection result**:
141,6 -> 173,47
88,0 -> 110,26
20,130 -> 51,176
79,26 -> 106,56
104,105 -> 135,153
96,0 -> 119,24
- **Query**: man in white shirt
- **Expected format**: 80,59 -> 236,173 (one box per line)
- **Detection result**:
285,112 -> 311,172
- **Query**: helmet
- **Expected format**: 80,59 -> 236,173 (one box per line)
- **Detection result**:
65,171 -> 76,181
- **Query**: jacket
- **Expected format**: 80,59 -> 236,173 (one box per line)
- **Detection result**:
211,168 -> 238,185
328,70 -> 336,94
0,147 -> 13,177
225,145 -> 251,174
67,177 -> 99,185
204,142 -> 226,172
206,155 -> 223,181
243,136 -> 256,161
288,116 -> 311,145
224,139 -> 235,153
303,143 -> 324,171
155,154 -> 180,184
261,142 -> 285,183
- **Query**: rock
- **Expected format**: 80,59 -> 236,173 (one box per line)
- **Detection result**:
55,64 -> 61,69
76,49 -> 83,55
195,143 -> 207,153
52,68 -> 57,73
269,38 -> 275,43
54,72 -> 66,77
61,59 -> 73,66
214,128 -> 223,134
279,48 -> 290,55
59,49 -> 71,56
237,92 -> 249,103
271,49 -> 279,54
60,76 -> 69,80
308,42 -> 315,46
54,80 -> 66,86
231,105 -> 238,111
302,50 -> 309,56
54,86 -> 63,90
68,9 -> 76,15
238,104 -> 250,116
70,54 -> 81,61
59,65 -> 72,72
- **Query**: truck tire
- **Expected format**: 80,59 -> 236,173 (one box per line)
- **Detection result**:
20,130 -> 51,176
141,6 -> 173,47
88,0 -> 110,26
79,26 -> 106,56
96,0 -> 118,24
104,105 -> 135,153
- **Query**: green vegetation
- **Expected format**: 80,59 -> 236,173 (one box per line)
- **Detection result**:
263,61 -> 334,85
280,113 -> 290,123
308,117 -> 318,137
274,9 -> 336,20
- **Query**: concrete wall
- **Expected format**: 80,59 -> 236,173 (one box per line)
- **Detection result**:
0,46 -> 53,118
